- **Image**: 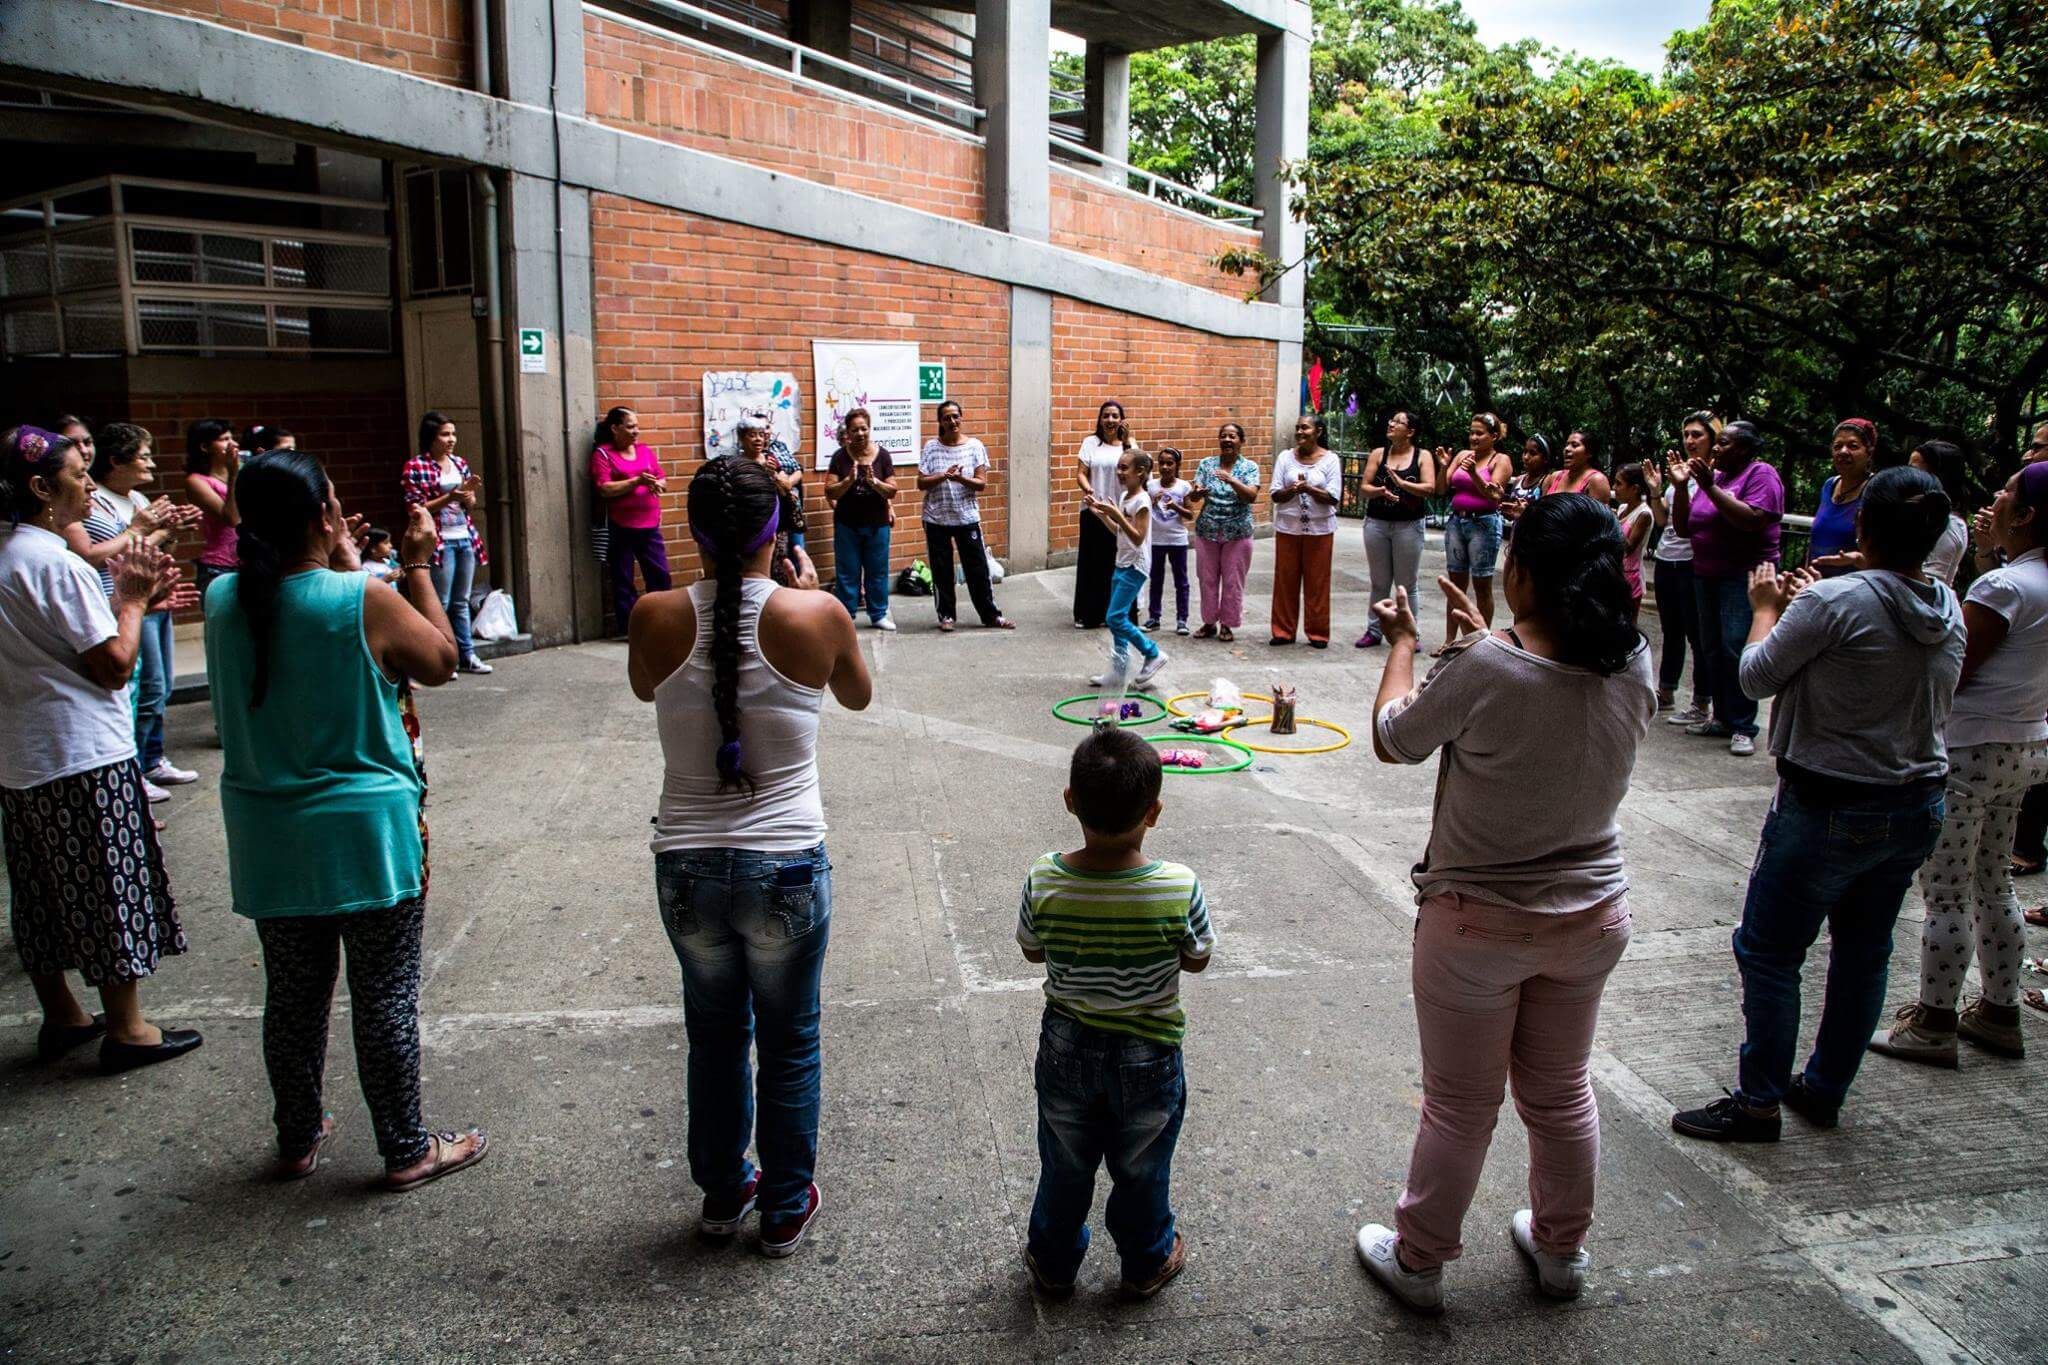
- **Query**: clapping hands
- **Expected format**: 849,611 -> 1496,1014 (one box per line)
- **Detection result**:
1748,561 -> 1817,615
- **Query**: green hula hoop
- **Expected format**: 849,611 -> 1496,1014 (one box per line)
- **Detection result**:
1146,734 -> 1255,774
1051,693 -> 1169,727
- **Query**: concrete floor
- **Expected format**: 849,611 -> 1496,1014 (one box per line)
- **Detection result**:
4,532 -> 2045,1364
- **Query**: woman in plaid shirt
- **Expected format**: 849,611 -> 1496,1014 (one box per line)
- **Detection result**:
401,412 -> 493,674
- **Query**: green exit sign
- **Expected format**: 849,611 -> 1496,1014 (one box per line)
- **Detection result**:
918,362 -> 946,402
518,326 -> 546,373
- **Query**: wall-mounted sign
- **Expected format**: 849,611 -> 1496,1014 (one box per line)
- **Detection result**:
517,327 -> 546,374
813,340 -> 919,470
918,362 -> 947,403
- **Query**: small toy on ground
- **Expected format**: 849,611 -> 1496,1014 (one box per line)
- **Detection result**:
1158,747 -> 1207,769
1053,693 -> 1167,727
1142,733 -> 1255,774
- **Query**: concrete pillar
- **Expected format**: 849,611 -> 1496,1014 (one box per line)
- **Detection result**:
1255,11 -> 1310,453
1083,43 -> 1129,182
497,0 -> 602,644
788,0 -> 854,59
972,0 -> 1049,241
1006,287 -> 1053,570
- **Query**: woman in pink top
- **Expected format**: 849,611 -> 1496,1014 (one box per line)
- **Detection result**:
590,406 -> 671,628
1432,413 -> 1514,653
182,418 -> 240,594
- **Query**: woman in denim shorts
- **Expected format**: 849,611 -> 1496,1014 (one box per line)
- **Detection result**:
1435,413 -> 1514,654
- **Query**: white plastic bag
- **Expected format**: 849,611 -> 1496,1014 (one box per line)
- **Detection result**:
988,555 -> 1005,584
472,589 -> 519,641
1206,676 -> 1244,713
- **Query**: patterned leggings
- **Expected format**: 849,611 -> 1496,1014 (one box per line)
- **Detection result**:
1917,740 -> 2048,1010
256,899 -> 431,1167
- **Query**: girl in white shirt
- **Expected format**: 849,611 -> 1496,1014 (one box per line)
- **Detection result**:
1083,449 -> 1166,687
1145,448 -> 1193,635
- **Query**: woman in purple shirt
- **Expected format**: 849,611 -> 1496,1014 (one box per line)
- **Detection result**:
1669,420 -> 1783,756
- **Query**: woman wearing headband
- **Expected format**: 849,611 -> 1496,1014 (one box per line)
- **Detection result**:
630,455 -> 872,1257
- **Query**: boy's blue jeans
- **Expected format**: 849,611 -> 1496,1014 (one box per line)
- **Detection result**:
1733,777 -> 1944,1109
1027,1007 -> 1185,1284
655,843 -> 832,1218
1105,565 -> 1158,673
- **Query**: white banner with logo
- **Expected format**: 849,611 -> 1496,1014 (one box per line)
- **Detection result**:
702,371 -> 801,462
811,340 -> 920,472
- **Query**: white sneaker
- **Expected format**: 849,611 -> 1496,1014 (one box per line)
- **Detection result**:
142,777 -> 171,803
872,616 -> 897,632
1665,705 -> 1709,726
1134,651 -> 1169,686
1355,1224 -> 1443,1315
1729,733 -> 1755,756
459,654 -> 494,675
1511,1210 -> 1589,1300
146,762 -> 198,785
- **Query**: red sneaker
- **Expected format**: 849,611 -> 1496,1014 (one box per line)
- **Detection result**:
700,1174 -> 759,1237
759,1182 -> 821,1258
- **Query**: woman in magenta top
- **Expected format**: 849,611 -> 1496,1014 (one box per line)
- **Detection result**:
590,406 -> 671,627
182,418 -> 240,593
1669,420 -> 1784,755
1434,414 -> 1514,653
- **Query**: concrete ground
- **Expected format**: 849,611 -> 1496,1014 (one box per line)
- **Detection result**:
4,531 -> 2045,1365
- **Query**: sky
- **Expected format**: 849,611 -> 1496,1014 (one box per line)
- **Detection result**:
1457,0 -> 1709,72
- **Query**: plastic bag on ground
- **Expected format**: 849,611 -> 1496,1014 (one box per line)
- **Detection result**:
472,590 -> 519,641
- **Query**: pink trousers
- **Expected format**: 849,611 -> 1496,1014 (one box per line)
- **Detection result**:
1195,535 -> 1252,629
1394,893 -> 1631,1269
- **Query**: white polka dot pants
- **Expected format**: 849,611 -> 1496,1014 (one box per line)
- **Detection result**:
1917,740 -> 2048,1010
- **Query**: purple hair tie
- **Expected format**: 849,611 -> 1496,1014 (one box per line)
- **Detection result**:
716,739 -> 743,772
689,498 -> 780,558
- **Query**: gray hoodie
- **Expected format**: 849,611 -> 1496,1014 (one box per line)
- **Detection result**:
1739,570 -> 1965,785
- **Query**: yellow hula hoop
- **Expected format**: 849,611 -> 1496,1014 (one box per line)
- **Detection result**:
1220,716 -> 1353,754
1163,691 -> 1277,721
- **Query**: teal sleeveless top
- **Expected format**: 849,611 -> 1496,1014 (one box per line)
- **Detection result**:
205,571 -> 423,919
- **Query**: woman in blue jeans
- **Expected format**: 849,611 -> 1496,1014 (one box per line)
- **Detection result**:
628,455 -> 872,1256
401,412 -> 493,675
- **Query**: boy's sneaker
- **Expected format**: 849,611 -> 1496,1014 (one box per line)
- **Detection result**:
1781,1075 -> 1840,1129
459,654 -> 493,674
1135,652 -> 1169,686
1666,705 -> 1709,726
1118,1234 -> 1186,1300
1729,734 -> 1756,757
1175,622 -> 1190,636
1957,998 -> 2025,1058
1685,719 -> 1733,738
1510,1210 -> 1588,1300
1024,1247 -> 1075,1298
1355,1224 -> 1443,1315
1143,618 -> 1162,630
1869,1003 -> 1959,1068
143,777 -> 171,803
699,1175 -> 759,1236
759,1182 -> 821,1258
872,615 -> 897,632
146,762 -> 198,785
1670,1092 -> 1781,1143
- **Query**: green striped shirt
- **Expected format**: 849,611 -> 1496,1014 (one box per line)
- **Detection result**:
1016,853 -> 1213,1046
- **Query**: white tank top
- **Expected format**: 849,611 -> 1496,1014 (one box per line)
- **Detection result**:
651,578 -> 826,853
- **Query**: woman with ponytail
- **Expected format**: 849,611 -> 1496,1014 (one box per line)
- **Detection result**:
206,452 -> 487,1188
1352,493 -> 1654,1314
628,455 -> 871,1257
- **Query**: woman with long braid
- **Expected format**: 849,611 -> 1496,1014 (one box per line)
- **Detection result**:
629,455 -> 872,1257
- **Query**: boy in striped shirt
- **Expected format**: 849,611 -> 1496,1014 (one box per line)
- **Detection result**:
1017,726 -> 1214,1300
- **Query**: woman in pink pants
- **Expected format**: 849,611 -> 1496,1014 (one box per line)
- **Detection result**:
1355,492 -> 1656,1313
1185,423 -> 1261,642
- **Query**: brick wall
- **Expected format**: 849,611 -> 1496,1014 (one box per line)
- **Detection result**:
1048,297 -> 1277,556
590,193 -> 1010,588
584,12 -> 985,224
125,0 -> 473,86
1050,169 -> 1261,298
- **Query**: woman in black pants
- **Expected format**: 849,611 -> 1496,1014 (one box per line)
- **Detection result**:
1647,412 -> 1718,721
1072,401 -> 1129,629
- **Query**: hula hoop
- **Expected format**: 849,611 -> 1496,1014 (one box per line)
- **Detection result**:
1051,693 -> 1169,728
1221,717 -> 1353,755
1163,691 -> 1277,721
1145,734 -> 1255,774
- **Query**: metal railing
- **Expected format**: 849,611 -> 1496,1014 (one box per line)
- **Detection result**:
1049,138 -> 1262,225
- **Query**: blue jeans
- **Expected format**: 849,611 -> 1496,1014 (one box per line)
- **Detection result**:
656,843 -> 832,1218
832,522 -> 892,623
1105,565 -> 1158,673
431,540 -> 478,659
1027,1008 -> 1186,1283
134,608 -> 173,770
1733,778 -> 1945,1108
1692,571 -> 1759,736
1443,511 -> 1503,578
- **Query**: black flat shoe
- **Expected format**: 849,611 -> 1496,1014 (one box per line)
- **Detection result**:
37,1014 -> 106,1062
99,1028 -> 203,1075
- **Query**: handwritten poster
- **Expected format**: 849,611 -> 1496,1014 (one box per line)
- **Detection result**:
811,340 -> 920,471
702,371 -> 801,462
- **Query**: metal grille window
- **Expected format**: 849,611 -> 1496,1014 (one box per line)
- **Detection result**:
400,167 -> 473,298
0,176 -> 394,359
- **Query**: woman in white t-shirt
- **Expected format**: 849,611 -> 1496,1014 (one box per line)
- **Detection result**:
1908,439 -> 1972,585
1872,460 -> 2048,1054
0,425 -> 201,1074
1144,447 -> 1193,635
1647,412 -> 1718,719
1071,401 -> 1128,629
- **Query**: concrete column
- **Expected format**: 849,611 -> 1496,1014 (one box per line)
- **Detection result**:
972,0 -> 1050,241
496,0 -> 601,644
1005,287 -> 1053,570
1255,10 -> 1310,452
1083,43 -> 1129,182
788,0 -> 854,59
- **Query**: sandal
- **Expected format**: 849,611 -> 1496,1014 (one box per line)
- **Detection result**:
278,1113 -> 337,1181
1217,626 -> 1234,643
2026,988 -> 2048,1016
1193,624 -> 1217,639
2025,907 -> 2048,928
938,619 -> 956,634
384,1127 -> 489,1192
2014,858 -> 2044,879
985,617 -> 1015,630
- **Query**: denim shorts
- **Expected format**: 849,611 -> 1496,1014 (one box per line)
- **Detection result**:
1443,511 -> 1504,579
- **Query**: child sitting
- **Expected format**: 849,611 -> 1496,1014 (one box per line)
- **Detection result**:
361,527 -> 399,583
1017,725 -> 1214,1299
